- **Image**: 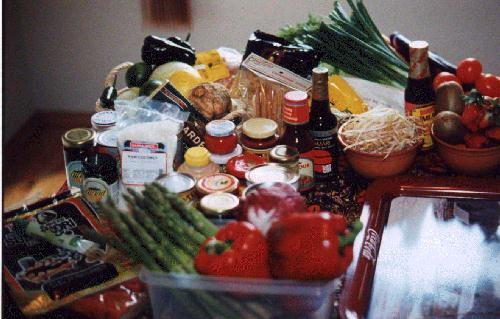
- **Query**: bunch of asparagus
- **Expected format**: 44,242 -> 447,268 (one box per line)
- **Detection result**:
98,183 -> 265,319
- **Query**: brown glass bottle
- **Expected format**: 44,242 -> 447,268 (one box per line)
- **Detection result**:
404,40 -> 435,150
309,67 -> 338,181
278,91 -> 315,193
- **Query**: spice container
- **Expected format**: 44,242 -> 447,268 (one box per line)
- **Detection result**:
204,120 -> 237,155
196,173 -> 239,196
240,118 -> 279,160
200,192 -> 239,222
245,163 -> 300,190
177,147 -> 220,180
270,145 -> 300,175
95,129 -> 119,161
62,128 -> 96,189
156,173 -> 196,202
82,153 -> 119,205
91,110 -> 116,132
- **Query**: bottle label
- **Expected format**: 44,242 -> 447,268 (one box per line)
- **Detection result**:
66,161 -> 84,188
83,178 -> 118,204
283,103 -> 310,125
121,140 -> 167,186
298,152 -> 315,192
405,102 -> 435,149
311,128 -> 337,150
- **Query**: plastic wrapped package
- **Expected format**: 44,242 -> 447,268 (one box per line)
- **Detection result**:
230,53 -> 311,134
216,47 -> 243,89
2,193 -> 137,316
114,98 -> 188,192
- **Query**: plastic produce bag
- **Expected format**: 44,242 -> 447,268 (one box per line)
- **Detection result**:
114,98 -> 188,190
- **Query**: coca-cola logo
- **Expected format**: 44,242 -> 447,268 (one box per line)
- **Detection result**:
362,228 -> 380,264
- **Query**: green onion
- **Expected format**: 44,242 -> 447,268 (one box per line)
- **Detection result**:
279,0 -> 408,87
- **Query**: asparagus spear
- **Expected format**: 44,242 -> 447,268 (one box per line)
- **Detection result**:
98,203 -> 163,272
150,183 -> 218,237
123,195 -> 196,272
129,188 -> 203,255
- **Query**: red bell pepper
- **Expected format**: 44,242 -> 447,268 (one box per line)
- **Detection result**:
194,221 -> 271,278
268,212 -> 362,280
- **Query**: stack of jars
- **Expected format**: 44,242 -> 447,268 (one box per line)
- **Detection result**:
204,119 -> 242,168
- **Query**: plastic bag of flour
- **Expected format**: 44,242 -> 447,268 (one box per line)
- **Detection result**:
114,98 -> 188,190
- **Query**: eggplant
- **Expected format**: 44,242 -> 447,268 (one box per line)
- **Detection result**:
141,35 -> 196,66
390,32 -> 456,77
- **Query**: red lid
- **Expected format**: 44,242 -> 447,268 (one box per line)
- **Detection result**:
226,153 -> 267,179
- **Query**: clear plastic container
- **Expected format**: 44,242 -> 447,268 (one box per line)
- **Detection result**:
140,268 -> 340,319
177,147 -> 220,180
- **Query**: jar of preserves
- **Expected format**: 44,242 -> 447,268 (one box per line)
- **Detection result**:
225,153 -> 266,195
240,118 -> 279,160
270,145 -> 300,175
204,120 -> 238,155
196,173 -> 239,196
200,192 -> 240,222
62,128 -> 96,189
82,153 -> 119,205
91,110 -> 117,132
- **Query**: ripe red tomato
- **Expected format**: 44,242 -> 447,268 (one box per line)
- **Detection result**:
475,73 -> 500,98
432,72 -> 460,91
456,58 -> 483,84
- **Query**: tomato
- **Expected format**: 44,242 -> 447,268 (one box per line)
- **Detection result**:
432,72 -> 460,91
456,58 -> 483,84
475,73 -> 500,98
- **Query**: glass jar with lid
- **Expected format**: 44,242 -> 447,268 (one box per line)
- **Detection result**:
204,119 -> 238,155
62,128 -> 96,189
240,118 -> 279,161
270,145 -> 300,175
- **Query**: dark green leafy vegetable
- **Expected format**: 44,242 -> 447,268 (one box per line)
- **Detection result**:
279,0 -> 408,87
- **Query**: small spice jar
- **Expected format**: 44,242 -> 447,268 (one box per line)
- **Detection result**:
62,128 -> 96,189
205,120 -> 237,155
270,145 -> 300,175
200,192 -> 240,222
196,173 -> 239,196
91,111 -> 117,132
82,153 -> 119,205
240,118 -> 279,161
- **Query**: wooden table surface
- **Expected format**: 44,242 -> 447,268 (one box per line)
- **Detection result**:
3,112 -> 92,212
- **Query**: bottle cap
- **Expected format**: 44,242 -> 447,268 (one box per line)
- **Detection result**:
62,128 -> 96,148
242,118 -> 278,139
284,91 -> 308,106
205,119 -> 235,137
184,147 -> 211,167
196,173 -> 239,195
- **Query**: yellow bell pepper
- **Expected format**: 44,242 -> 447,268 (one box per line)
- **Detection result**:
328,75 -> 367,114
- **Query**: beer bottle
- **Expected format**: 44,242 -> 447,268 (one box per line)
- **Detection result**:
279,91 -> 315,193
405,40 -> 435,150
309,67 -> 338,181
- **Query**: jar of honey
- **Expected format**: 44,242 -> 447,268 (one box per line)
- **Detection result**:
240,118 -> 279,161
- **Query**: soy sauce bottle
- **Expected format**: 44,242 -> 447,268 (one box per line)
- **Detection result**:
309,67 -> 338,181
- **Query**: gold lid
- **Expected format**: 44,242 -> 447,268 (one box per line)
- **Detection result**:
270,145 -> 299,163
242,118 -> 278,139
200,192 -> 239,216
62,128 -> 96,148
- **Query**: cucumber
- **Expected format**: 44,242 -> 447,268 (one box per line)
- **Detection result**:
125,62 -> 153,88
139,80 -> 163,97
